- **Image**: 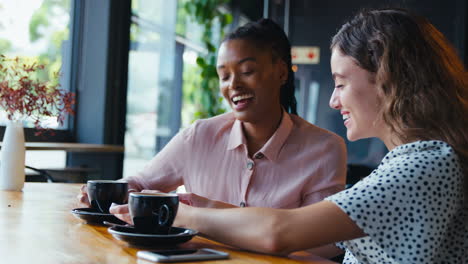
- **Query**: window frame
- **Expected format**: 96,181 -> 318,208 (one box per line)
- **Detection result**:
0,0 -> 79,143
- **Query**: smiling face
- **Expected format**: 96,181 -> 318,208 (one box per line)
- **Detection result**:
329,48 -> 385,142
216,39 -> 286,123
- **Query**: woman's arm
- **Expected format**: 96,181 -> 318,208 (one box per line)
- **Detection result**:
109,191 -> 239,224
175,200 -> 365,255
178,192 -> 238,208
124,126 -> 195,192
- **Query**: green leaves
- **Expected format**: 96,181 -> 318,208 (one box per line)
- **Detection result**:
196,57 -> 206,67
206,42 -> 216,53
184,0 -> 231,122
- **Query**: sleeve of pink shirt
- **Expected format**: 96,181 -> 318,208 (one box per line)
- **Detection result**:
124,124 -> 196,192
301,135 -> 347,206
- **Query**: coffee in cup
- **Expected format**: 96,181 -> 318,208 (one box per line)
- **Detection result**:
129,192 -> 179,234
87,180 -> 128,214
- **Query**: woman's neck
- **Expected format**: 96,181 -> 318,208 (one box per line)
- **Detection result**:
380,125 -> 403,151
242,107 -> 283,157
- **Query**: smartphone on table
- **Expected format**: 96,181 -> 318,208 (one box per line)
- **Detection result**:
137,248 -> 229,263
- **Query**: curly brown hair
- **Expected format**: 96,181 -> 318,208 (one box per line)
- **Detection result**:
331,8 -> 468,192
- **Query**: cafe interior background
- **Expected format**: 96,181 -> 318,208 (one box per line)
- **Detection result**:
0,0 -> 466,184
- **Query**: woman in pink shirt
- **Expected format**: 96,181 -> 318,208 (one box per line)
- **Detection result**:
79,19 -> 346,210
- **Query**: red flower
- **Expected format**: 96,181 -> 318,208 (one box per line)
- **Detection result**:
0,56 -> 75,136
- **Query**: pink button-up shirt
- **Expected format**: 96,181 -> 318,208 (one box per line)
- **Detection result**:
127,111 -> 346,208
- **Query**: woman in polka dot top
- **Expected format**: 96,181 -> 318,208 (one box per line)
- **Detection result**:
171,8 -> 468,263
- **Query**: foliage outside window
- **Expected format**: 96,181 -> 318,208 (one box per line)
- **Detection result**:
183,0 -> 233,121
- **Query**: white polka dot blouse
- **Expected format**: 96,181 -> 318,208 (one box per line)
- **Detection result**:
326,140 -> 468,263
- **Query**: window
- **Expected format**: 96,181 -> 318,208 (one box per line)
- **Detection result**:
0,0 -> 74,172
123,0 -> 247,178
123,0 -> 178,177
0,0 -> 73,131
123,0 -> 219,177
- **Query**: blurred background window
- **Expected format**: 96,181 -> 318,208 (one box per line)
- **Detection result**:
123,0 -> 238,178
123,0 -> 178,177
0,0 -> 73,171
0,0 -> 73,130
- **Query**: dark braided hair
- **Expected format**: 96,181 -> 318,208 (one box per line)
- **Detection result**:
223,18 -> 297,115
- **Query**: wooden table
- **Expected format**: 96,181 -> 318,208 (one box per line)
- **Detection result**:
0,183 -> 335,264
15,142 -> 125,152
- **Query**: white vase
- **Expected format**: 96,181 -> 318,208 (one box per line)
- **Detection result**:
0,120 -> 25,191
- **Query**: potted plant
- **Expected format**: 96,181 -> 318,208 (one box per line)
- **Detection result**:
0,55 -> 75,190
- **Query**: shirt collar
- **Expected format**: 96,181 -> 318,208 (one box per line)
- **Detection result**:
227,109 -> 294,162
381,140 -> 451,164
227,118 -> 247,151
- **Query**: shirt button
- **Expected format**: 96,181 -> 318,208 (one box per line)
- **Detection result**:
240,202 -> 246,207
254,153 -> 264,159
247,161 -> 254,170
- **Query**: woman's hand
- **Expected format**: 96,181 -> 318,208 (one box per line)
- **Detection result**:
77,185 -> 90,207
108,189 -> 162,225
76,181 -> 139,208
177,192 -> 237,208
109,203 -> 133,224
173,202 -> 193,228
